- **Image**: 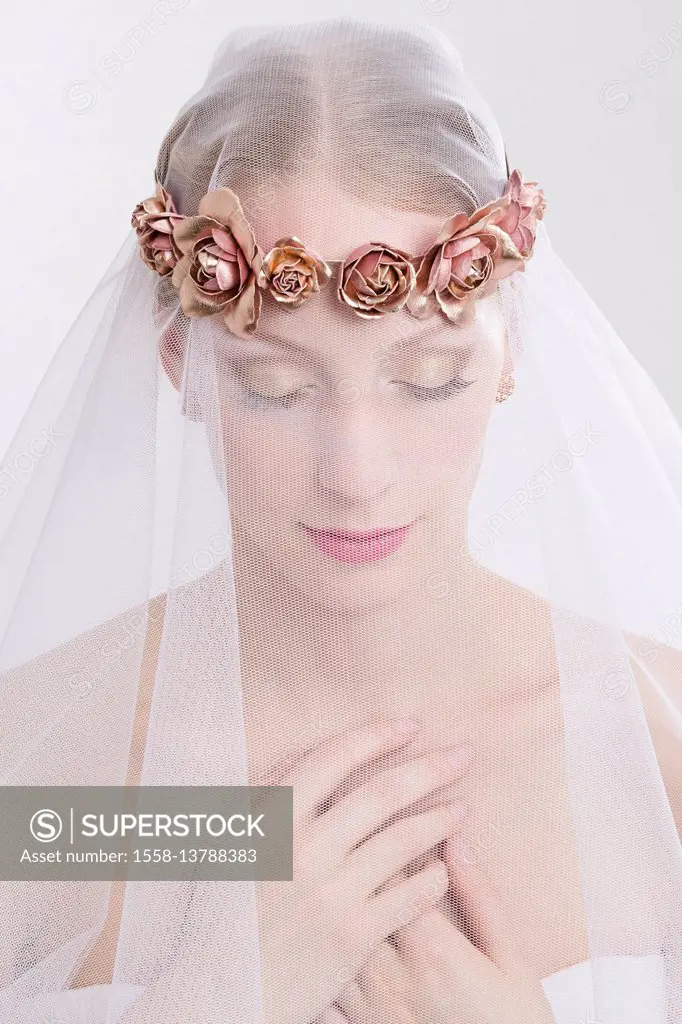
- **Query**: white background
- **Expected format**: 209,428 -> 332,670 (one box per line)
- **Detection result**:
1,0 -> 680,451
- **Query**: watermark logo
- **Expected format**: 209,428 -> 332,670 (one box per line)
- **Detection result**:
4,786 -> 293,881
420,0 -> 456,14
600,14 -> 682,111
30,809 -> 63,843
599,669 -> 634,702
62,80 -> 98,115
62,0 -> 193,115
600,80 -> 634,113
0,422 -> 67,502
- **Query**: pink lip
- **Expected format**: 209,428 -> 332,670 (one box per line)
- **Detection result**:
301,522 -> 417,564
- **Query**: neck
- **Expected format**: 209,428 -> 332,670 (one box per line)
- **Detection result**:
232,544 -> 498,701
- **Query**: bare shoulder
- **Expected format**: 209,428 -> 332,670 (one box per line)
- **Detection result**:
0,592 -> 169,785
625,633 -> 682,838
2,591 -> 168,722
465,567 -> 566,711
7,590 -> 167,681
473,572 -> 682,837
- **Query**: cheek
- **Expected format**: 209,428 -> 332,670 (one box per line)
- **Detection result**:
221,411 -> 307,513
402,385 -> 496,488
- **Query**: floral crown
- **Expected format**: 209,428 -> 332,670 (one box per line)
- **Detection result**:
131,170 -> 546,339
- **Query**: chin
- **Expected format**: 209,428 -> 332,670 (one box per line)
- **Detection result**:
282,551 -> 421,616
302,577 -> 412,617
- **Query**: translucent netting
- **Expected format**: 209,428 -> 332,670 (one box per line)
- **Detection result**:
0,17 -> 681,1024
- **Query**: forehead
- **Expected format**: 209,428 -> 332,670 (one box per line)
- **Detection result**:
245,174 -> 445,262
231,284 -> 505,366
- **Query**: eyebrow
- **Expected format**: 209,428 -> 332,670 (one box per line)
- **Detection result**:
228,324 -> 471,359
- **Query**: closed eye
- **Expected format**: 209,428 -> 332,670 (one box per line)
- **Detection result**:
239,376 -> 475,409
242,387 -> 308,409
399,376 -> 474,402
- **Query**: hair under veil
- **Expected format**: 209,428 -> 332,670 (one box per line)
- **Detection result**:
0,17 -> 681,1024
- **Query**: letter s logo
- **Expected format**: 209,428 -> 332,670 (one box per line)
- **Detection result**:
30,809 -> 63,843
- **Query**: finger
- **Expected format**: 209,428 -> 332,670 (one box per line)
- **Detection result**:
357,938 -> 405,995
316,1005 -> 350,1024
323,744 -> 473,855
442,835 -> 525,974
371,859 -> 450,936
394,902 -> 483,970
350,801 -> 468,895
339,951 -> 408,1024
280,718 -> 423,825
358,945 -> 413,1024
335,980 -> 369,1020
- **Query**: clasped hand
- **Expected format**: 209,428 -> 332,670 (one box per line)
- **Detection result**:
322,836 -> 555,1024
255,717 -> 555,1024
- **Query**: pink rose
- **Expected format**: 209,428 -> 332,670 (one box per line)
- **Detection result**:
131,182 -> 184,276
492,169 -> 547,258
407,199 -> 524,327
257,236 -> 332,307
338,243 -> 416,319
171,188 -> 263,338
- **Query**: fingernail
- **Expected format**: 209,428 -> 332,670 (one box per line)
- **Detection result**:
453,836 -> 476,865
449,743 -> 474,769
393,717 -> 421,734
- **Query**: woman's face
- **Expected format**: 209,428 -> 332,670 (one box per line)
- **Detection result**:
216,190 -> 508,613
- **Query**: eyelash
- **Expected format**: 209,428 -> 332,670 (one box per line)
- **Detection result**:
403,376 -> 473,402
242,376 -> 473,409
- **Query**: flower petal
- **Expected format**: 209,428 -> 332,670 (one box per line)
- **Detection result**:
197,188 -> 243,226
171,254 -> 191,290
215,257 -> 241,293
173,216 -> 218,255
212,227 -> 238,254
179,275 -> 225,317
223,275 -> 261,338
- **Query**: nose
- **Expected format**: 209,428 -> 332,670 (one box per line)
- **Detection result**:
313,397 -> 399,507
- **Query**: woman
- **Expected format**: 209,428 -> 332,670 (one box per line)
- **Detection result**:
1,17 -> 680,1024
